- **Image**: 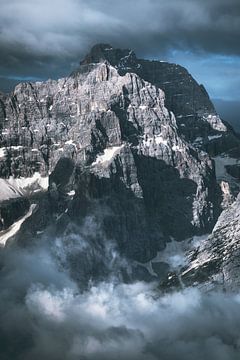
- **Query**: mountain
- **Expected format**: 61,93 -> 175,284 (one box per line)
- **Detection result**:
0,44 -> 240,288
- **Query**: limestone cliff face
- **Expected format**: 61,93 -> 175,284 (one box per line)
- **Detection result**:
80,44 -> 240,155
0,44 -> 238,285
171,194 -> 240,292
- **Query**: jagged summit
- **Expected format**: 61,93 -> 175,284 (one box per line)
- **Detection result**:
78,44 -> 232,147
80,43 -> 137,67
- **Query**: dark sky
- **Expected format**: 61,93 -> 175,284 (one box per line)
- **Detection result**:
0,0 -> 239,127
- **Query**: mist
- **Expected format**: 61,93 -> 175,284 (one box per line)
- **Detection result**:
1,222 -> 240,360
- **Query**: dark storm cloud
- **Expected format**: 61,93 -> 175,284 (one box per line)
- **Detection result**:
1,0 -> 240,56
0,0 -> 240,82
0,0 -> 239,127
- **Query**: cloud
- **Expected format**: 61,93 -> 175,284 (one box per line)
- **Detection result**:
1,221 -> 240,359
0,0 -> 240,108
0,0 -> 240,55
1,0 -> 240,56
0,0 -> 240,89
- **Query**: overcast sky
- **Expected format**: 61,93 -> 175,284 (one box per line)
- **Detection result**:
0,0 -> 239,125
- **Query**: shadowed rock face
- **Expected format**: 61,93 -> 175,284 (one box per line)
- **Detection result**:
0,44 -> 238,286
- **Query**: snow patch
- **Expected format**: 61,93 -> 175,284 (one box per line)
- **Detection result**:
0,173 -> 49,202
92,144 -> 125,166
208,134 -> 223,141
0,204 -> 36,247
0,179 -> 22,201
12,173 -> 49,192
205,114 -> 227,132
172,145 -> 184,152
10,146 -> 23,150
0,148 -> 6,158
193,137 -> 203,147
137,234 -> 210,280
143,134 -> 168,147
155,135 -> 168,146
65,140 -> 77,150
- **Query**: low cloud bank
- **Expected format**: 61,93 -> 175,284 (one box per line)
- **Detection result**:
1,226 -> 240,360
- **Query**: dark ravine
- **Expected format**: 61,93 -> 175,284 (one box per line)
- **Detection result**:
0,44 -> 240,288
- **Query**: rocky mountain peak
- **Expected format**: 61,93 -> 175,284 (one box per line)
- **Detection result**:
79,44 -> 231,149
1,44 -> 240,289
80,43 -> 138,68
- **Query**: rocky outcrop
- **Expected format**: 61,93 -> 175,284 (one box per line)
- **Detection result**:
173,194 -> 240,292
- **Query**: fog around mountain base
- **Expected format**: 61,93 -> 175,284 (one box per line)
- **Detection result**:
1,228 -> 240,360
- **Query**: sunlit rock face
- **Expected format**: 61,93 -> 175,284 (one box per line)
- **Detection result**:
0,44 -> 239,287
167,193 -> 240,292
80,44 -> 240,154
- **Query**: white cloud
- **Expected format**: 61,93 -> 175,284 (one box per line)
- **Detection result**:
1,229 -> 240,359
20,281 -> 240,359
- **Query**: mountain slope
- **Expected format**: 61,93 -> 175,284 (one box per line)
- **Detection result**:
0,44 -> 239,286
172,193 -> 240,292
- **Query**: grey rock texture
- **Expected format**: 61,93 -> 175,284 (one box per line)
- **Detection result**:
0,44 -> 239,286
80,44 -> 240,155
176,194 -> 240,292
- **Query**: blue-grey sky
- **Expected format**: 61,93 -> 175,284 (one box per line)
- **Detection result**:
0,0 -> 239,126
